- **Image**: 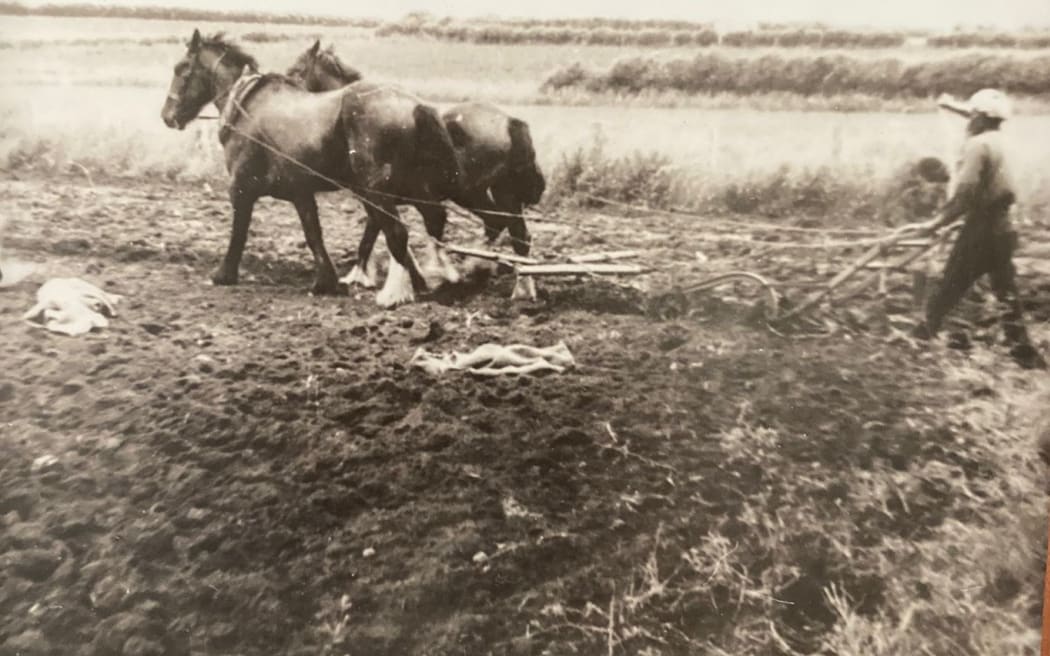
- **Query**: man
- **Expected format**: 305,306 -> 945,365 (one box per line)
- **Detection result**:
911,89 -> 1046,370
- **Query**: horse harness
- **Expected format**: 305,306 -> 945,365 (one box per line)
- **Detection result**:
218,72 -> 266,143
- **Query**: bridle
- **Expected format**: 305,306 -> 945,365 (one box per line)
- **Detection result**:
165,48 -> 230,120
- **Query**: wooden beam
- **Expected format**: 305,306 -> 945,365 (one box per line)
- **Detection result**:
517,263 -> 649,276
862,262 -> 915,270
567,250 -> 639,264
443,244 -> 539,265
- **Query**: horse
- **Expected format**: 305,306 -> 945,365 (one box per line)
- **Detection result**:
160,30 -> 462,307
287,40 -> 547,300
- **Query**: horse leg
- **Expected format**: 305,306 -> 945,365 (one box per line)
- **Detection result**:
372,203 -> 427,308
491,183 -> 536,301
457,190 -> 508,247
292,194 -> 340,295
416,203 -> 460,284
341,217 -> 380,288
491,192 -> 531,257
212,189 -> 257,286
458,188 -> 536,299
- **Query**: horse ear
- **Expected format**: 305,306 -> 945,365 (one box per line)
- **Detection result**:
309,39 -> 321,56
188,28 -> 201,51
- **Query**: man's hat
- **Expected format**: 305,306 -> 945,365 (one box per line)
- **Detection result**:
966,89 -> 1012,119
938,89 -> 1012,120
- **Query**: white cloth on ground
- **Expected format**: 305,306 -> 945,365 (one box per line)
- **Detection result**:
22,278 -> 121,336
410,342 -> 574,376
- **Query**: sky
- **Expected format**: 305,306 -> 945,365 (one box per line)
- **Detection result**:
20,0 -> 1050,30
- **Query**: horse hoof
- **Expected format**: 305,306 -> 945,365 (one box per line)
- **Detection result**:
340,264 -> 376,289
375,288 -> 415,308
423,264 -> 461,285
511,276 -> 537,301
442,265 -> 461,285
211,270 -> 238,286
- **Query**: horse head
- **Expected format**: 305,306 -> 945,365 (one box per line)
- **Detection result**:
162,29 -> 256,130
286,40 -> 362,92
285,39 -> 322,90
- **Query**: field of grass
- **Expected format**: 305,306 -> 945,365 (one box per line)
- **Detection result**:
4,83 -> 1050,222
2,15 -> 1050,222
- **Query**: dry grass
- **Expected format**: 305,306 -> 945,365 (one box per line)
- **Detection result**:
539,121 -> 1050,221
4,89 -> 1050,223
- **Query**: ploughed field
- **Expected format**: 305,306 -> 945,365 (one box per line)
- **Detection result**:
0,174 -> 1046,655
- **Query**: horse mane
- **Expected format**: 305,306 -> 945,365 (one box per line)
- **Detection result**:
200,32 -> 259,72
316,45 -> 363,84
257,72 -> 306,89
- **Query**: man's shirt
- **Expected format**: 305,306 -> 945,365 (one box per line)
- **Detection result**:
943,130 -> 1018,231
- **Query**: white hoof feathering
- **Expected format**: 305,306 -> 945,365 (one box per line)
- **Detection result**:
375,255 -> 416,308
511,274 -> 537,301
423,238 -> 461,284
340,261 -> 377,288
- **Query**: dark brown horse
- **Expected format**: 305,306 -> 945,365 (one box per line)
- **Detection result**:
160,30 -> 462,307
287,41 -> 546,299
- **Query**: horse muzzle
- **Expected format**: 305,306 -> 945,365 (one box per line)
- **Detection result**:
161,111 -> 187,131
161,97 -> 188,130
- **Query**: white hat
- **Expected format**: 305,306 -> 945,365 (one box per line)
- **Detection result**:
965,88 -> 1012,120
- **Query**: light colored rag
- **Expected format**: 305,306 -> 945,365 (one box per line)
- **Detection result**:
22,278 -> 122,336
410,341 -> 575,376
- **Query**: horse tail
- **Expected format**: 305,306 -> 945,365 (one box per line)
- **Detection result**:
507,117 -> 546,207
413,104 -> 462,200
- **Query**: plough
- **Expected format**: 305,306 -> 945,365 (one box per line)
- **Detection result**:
440,219 -> 958,325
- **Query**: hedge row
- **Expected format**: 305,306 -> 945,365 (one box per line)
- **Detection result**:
377,21 -> 912,49
541,53 -> 1050,98
721,29 -> 906,48
375,22 -> 718,47
927,33 -> 1050,49
463,16 -> 715,32
542,53 -> 1050,98
378,18 -> 1050,51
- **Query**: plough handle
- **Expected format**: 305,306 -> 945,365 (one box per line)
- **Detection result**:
773,223 -> 954,323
